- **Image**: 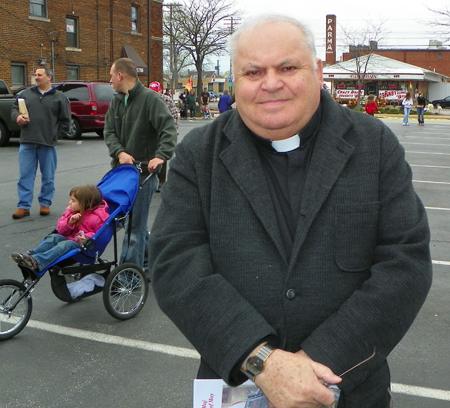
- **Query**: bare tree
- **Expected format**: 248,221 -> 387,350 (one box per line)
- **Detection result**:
168,0 -> 237,100
163,4 -> 194,90
338,20 -> 387,111
426,6 -> 450,42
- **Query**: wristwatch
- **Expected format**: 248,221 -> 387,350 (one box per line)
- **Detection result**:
245,344 -> 275,381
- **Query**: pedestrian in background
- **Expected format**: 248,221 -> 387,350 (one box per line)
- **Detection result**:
149,81 -> 178,190
364,94 -> 380,116
402,91 -> 414,126
416,92 -> 426,126
11,67 -> 71,219
218,89 -> 232,113
179,89 -> 189,120
186,89 -> 197,120
149,14 -> 432,408
104,58 -> 177,278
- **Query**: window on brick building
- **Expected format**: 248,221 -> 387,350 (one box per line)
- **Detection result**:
131,5 -> 140,32
66,17 -> 79,48
11,63 -> 27,90
30,0 -> 47,18
67,66 -> 80,80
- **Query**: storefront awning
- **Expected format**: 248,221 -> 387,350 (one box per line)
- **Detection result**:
120,45 -> 147,76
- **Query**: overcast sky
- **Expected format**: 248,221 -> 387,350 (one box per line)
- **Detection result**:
213,0 -> 449,73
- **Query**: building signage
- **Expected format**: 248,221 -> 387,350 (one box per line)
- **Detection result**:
335,89 -> 362,99
378,90 -> 407,100
325,15 -> 336,66
325,15 -> 336,55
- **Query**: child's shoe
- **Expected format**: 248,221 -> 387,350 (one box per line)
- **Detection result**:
21,254 -> 39,271
11,253 -> 25,264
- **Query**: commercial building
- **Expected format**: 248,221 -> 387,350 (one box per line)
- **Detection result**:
323,54 -> 450,103
0,0 -> 164,90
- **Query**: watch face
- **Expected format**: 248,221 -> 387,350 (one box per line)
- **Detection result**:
248,356 -> 264,374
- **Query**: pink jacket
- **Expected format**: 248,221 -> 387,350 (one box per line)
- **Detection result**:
57,200 -> 109,241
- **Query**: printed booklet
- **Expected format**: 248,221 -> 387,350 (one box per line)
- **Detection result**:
193,379 -> 340,408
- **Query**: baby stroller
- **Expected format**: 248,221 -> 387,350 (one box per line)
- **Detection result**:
0,164 -> 151,340
202,105 -> 211,119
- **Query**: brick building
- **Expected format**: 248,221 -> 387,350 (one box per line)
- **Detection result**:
0,0 -> 164,91
342,41 -> 450,78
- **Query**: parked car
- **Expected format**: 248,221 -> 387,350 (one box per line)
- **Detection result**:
0,80 -> 21,146
431,96 -> 450,108
52,81 -> 116,139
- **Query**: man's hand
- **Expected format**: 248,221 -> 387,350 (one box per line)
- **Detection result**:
118,152 -> 135,165
16,114 -> 29,126
254,349 -> 341,408
148,157 -> 164,172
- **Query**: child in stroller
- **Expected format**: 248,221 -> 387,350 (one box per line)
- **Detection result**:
0,165 -> 150,340
202,105 -> 211,119
11,185 -> 109,275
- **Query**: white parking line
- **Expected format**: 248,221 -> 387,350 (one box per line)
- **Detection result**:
27,320 -> 450,401
392,383 -> 450,400
27,319 -> 200,359
413,180 -> 450,185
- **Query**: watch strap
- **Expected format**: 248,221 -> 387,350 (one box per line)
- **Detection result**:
245,344 -> 275,380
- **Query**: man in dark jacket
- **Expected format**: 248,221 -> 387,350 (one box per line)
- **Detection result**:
149,15 -> 432,408
104,58 -> 177,275
11,67 -> 71,219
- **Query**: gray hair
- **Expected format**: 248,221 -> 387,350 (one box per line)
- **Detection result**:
227,14 -> 317,71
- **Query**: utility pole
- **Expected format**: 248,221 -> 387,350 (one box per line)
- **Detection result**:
164,3 -> 182,90
224,17 -> 241,94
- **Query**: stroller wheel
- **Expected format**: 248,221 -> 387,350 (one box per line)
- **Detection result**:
103,263 -> 148,320
0,279 -> 33,340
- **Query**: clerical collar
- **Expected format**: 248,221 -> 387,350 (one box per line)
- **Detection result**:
251,102 -> 322,153
271,134 -> 300,152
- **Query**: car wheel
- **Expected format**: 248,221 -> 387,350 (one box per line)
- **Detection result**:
96,130 -> 104,138
65,118 -> 82,140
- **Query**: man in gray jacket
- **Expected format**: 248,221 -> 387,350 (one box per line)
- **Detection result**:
149,15 -> 432,408
11,67 -> 71,219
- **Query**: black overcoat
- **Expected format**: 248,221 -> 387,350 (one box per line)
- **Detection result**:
149,90 -> 432,407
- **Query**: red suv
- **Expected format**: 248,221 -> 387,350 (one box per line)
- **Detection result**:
52,81 -> 116,139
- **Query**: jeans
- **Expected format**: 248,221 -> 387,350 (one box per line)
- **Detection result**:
18,143 -> 57,209
120,172 -> 158,269
30,234 -> 80,271
403,107 -> 411,124
417,106 -> 424,124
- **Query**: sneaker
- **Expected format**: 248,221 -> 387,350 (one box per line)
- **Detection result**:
402,123 -> 406,126
12,208 -> 30,219
11,252 -> 25,264
22,253 -> 39,271
39,206 -> 50,216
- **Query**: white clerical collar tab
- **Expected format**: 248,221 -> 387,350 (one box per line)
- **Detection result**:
271,134 -> 300,152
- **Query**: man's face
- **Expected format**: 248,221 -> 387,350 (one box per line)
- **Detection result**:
35,69 -> 51,89
233,22 -> 323,140
109,65 -> 123,93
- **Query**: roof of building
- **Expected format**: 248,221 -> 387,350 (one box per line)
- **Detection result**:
323,54 -> 449,82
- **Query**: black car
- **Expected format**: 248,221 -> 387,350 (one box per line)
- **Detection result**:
431,96 -> 450,108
